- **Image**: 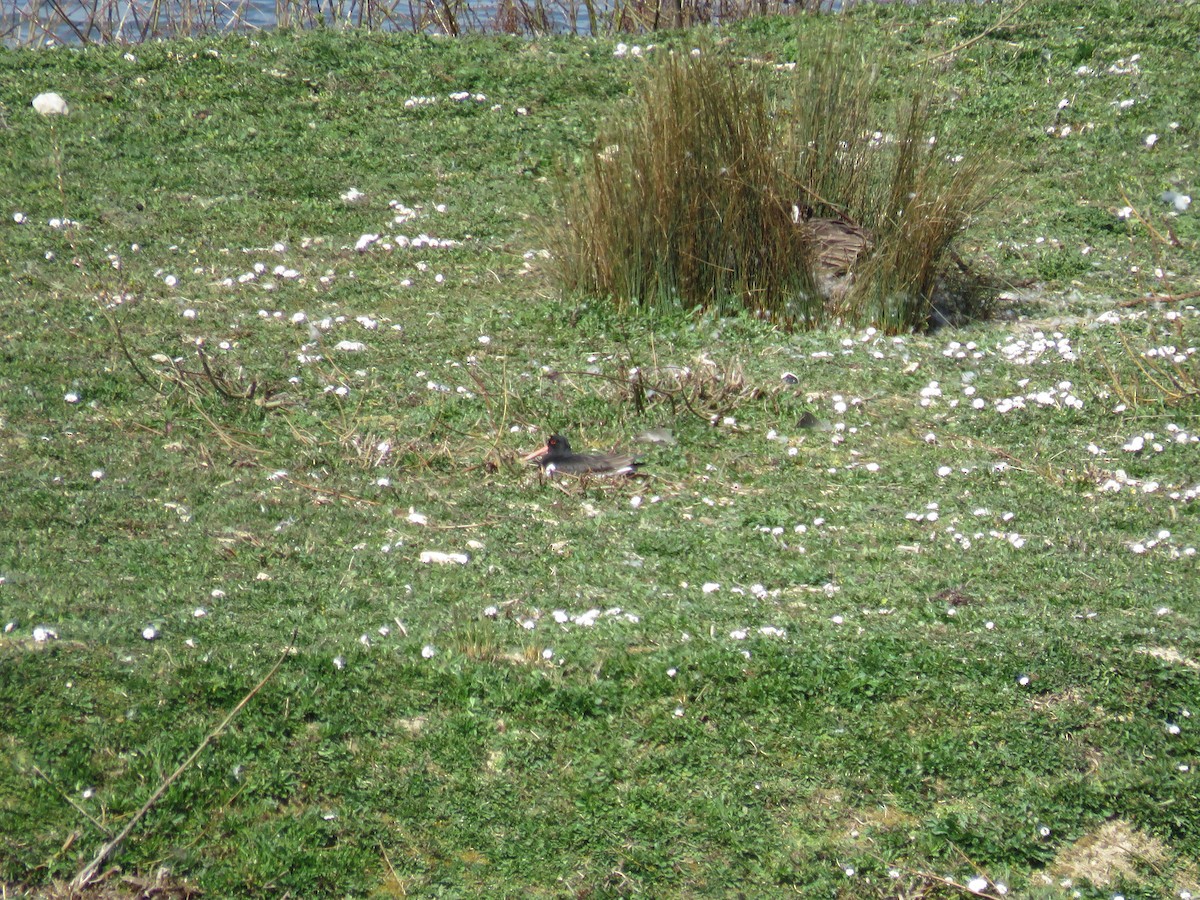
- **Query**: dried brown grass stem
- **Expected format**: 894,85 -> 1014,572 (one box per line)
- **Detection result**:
69,631 -> 297,893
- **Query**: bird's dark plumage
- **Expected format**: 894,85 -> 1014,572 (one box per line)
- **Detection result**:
522,434 -> 639,476
801,216 -> 874,276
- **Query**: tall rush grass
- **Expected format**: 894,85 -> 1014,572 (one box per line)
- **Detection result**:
552,47 -> 821,328
841,93 -> 1005,330
553,34 -> 1007,332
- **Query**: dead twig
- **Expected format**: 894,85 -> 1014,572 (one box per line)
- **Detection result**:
922,0 -> 1033,64
467,360 -> 516,469
379,843 -> 404,894
69,631 -> 298,893
1119,189 -> 1185,249
95,297 -> 162,394
282,476 -> 380,506
197,343 -> 257,401
555,357 -> 755,424
908,869 -> 1004,899
946,433 -> 1067,485
1119,289 -> 1200,308
1101,310 -> 1200,407
32,765 -> 112,837
184,396 -> 265,456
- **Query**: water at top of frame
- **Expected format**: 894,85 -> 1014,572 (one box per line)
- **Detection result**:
0,0 -> 926,48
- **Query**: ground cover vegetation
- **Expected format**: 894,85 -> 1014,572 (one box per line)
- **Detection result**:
1,1 -> 1199,896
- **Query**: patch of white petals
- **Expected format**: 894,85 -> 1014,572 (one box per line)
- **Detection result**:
999,331 -> 1077,364
419,551 -> 469,565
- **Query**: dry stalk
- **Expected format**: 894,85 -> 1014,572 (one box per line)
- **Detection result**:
32,765 -> 113,838
94,297 -> 162,394
467,361 -> 517,468
69,631 -> 297,893
5,0 -> 815,43
1115,332 -> 1199,405
1102,193 -> 1200,405
907,869 -> 1005,899
1119,289 -> 1200,308
922,0 -> 1033,64
282,475 -> 380,505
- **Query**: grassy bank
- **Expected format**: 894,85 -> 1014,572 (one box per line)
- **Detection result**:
1,2 -> 1198,896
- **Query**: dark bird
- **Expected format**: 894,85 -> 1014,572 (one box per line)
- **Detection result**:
805,217 -> 873,275
522,434 -> 639,476
793,205 -> 874,275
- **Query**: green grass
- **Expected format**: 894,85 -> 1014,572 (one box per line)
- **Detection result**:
2,3 -> 1199,897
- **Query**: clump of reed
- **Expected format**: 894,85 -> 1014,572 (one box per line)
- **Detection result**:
551,46 -> 821,327
552,33 -> 1007,332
